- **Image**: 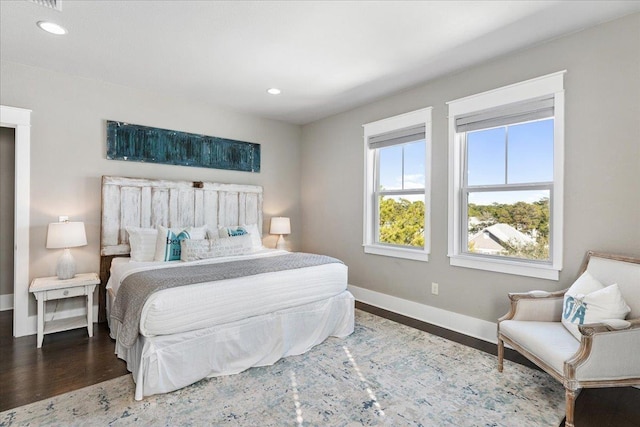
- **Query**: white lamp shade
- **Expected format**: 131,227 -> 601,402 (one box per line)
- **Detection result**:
46,222 -> 87,249
270,217 -> 291,235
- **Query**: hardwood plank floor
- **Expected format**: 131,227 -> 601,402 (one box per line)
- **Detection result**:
0,310 -> 128,412
1,305 -> 638,426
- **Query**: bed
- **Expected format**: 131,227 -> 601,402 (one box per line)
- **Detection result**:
99,176 -> 355,400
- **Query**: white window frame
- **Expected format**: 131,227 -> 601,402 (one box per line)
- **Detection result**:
447,71 -> 565,280
363,107 -> 432,262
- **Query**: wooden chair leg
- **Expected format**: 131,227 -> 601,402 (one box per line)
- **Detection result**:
497,337 -> 504,372
565,388 -> 577,427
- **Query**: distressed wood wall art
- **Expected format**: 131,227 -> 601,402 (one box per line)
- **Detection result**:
106,121 -> 260,173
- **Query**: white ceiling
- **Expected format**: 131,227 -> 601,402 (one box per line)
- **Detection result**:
1,1 -> 639,124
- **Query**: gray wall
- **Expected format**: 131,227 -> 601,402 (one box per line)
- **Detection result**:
0,61 -> 302,316
300,13 -> 640,323
0,127 -> 15,297
1,13 -> 639,327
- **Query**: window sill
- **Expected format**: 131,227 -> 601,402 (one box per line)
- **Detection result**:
449,254 -> 559,280
364,244 -> 429,262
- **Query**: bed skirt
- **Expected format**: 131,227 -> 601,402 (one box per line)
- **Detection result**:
110,290 -> 355,400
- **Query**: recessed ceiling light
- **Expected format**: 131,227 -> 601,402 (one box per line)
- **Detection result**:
37,21 -> 67,35
267,88 -> 281,95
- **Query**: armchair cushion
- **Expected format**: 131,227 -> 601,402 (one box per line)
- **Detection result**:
561,271 -> 630,340
500,320 -> 580,375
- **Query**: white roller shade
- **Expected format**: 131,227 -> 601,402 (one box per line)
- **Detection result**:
455,96 -> 554,133
368,124 -> 425,149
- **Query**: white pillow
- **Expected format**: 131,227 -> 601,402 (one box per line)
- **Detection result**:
217,224 -> 263,249
561,271 -> 631,340
126,227 -> 157,262
189,225 -> 208,240
154,225 -> 207,261
180,235 -> 254,261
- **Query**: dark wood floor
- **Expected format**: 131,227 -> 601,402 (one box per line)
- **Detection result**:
0,310 -> 128,412
1,305 -> 639,426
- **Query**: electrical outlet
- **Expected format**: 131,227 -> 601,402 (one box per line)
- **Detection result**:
431,282 -> 439,295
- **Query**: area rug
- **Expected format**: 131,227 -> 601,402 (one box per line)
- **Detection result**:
0,310 -> 565,426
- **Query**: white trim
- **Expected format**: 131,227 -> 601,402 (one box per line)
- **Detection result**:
449,255 -> 559,280
0,294 -> 13,311
0,105 -> 31,337
446,71 -> 566,113
363,244 -> 429,262
349,284 -> 497,344
551,91 -> 565,271
446,72 -> 564,280
362,107 -> 432,262
363,107 -> 433,137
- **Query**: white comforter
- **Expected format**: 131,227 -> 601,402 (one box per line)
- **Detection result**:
106,249 -> 349,338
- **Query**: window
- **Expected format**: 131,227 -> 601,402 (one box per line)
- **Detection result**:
363,107 -> 432,261
447,72 -> 565,279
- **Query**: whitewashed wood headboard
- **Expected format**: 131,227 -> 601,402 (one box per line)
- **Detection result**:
100,175 -> 264,256
98,176 -> 263,322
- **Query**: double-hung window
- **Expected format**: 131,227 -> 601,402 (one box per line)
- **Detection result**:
363,107 -> 432,261
447,72 -> 565,279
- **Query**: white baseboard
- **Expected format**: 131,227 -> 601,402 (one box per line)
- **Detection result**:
348,285 -> 498,344
0,294 -> 13,311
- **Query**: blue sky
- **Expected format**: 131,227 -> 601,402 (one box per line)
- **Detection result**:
377,118 -> 553,205
467,118 -> 553,205
379,140 -> 425,191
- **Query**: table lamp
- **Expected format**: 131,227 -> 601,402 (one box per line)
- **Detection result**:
269,217 -> 291,250
46,220 -> 87,280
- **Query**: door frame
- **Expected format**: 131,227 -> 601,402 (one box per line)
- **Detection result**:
0,105 -> 31,337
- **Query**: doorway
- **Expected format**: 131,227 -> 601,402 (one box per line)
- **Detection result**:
0,105 -> 31,337
0,127 -> 15,311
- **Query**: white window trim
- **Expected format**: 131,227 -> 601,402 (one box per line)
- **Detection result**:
363,107 -> 433,262
447,71 -> 565,280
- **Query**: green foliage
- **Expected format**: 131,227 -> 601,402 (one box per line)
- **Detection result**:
377,196 -> 550,259
502,236 -> 550,260
468,198 -> 549,237
379,197 -> 425,247
468,197 -> 550,260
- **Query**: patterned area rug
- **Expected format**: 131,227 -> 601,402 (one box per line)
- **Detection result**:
0,310 -> 565,426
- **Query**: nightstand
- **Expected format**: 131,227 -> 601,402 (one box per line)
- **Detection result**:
29,272 -> 100,348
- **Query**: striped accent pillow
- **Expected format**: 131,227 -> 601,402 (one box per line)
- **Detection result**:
154,225 -> 208,261
155,226 -> 190,261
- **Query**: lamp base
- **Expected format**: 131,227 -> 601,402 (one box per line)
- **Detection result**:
276,235 -> 288,251
56,248 -> 76,280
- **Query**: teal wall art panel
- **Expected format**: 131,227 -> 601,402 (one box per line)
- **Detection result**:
106,121 -> 260,173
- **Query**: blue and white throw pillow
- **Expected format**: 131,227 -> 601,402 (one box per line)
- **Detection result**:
561,271 -> 630,340
218,225 -> 248,238
154,226 -> 191,261
217,224 -> 263,249
154,225 -> 207,261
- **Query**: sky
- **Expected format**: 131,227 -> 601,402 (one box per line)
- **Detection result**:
379,140 -> 425,191
377,118 -> 553,205
467,118 -> 553,205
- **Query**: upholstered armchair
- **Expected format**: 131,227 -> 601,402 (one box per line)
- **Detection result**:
497,251 -> 640,427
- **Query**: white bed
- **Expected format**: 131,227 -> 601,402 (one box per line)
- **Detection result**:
99,176 -> 355,400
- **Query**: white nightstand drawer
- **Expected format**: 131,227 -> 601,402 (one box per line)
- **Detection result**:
46,286 -> 86,300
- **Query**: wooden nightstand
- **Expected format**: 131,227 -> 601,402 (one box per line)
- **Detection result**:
29,272 -> 100,348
